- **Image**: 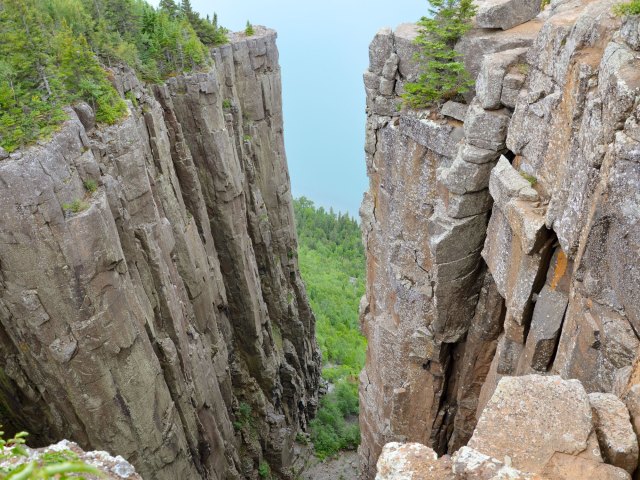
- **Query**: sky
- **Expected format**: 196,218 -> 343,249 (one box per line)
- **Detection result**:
151,0 -> 426,216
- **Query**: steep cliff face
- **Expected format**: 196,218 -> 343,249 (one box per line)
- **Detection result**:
360,0 -> 640,477
0,27 -> 320,480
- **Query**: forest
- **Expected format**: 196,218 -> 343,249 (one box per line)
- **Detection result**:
293,197 -> 367,459
0,0 -> 227,153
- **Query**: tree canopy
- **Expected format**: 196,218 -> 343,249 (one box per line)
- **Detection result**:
293,197 -> 366,458
0,0 -> 228,152
403,0 -> 477,108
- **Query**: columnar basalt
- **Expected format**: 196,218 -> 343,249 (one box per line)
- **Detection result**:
0,27 -> 320,480
361,0 -> 640,477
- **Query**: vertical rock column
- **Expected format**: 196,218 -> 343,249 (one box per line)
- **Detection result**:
359,15 -> 541,478
0,26 -> 319,480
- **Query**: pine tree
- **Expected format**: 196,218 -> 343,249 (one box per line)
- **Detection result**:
159,0 -> 179,18
403,0 -> 477,108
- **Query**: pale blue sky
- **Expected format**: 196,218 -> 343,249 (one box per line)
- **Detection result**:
151,0 -> 425,215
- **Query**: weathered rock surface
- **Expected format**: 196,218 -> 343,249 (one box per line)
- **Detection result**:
361,0 -> 640,477
0,27 -> 320,480
476,0 -> 543,31
589,393 -> 639,473
376,376 -> 633,480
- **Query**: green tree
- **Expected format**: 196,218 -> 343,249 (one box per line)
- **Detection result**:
245,20 -> 255,36
403,0 -> 477,108
159,0 -> 180,18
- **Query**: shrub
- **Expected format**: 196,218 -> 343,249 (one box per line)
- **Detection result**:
403,0 -> 478,108
83,179 -> 98,194
222,99 -> 232,109
245,21 -> 255,36
0,429 -> 99,478
309,378 -> 360,459
62,199 -> 89,214
233,402 -> 253,430
614,0 -> 640,15
257,461 -> 271,478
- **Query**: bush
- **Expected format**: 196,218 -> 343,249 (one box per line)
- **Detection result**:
403,0 -> 478,108
62,199 -> 89,214
83,179 -> 98,194
245,21 -> 255,36
257,461 -> 271,479
309,378 -> 360,459
0,429 -> 99,479
293,197 -> 366,458
614,0 -> 640,15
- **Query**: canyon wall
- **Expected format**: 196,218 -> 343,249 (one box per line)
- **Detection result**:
360,0 -> 640,477
0,27 -> 320,480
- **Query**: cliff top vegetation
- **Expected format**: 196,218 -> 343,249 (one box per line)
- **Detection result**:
403,0 -> 477,108
0,0 -> 227,153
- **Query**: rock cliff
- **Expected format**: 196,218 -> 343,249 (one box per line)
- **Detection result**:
360,0 -> 640,477
0,27 -> 320,480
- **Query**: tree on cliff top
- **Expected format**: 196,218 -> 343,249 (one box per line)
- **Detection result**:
403,0 -> 477,108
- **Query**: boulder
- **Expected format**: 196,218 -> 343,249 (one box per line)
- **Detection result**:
476,0 -> 543,31
468,375 -> 596,474
72,102 -> 96,131
442,155 -> 498,194
375,443 -> 455,480
476,48 -> 528,109
441,101 -> 469,122
464,101 -> 511,151
589,393 -> 639,474
524,285 -> 569,371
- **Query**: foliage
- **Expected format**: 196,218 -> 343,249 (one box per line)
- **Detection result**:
614,0 -> 640,15
257,461 -> 271,479
0,429 -> 99,479
293,197 -> 366,459
0,0 -> 229,153
308,380 -> 360,459
245,21 -> 255,36
403,0 -> 477,108
520,172 -> 538,187
83,179 -> 98,194
541,0 -> 551,8
62,199 -> 89,214
233,402 -> 253,431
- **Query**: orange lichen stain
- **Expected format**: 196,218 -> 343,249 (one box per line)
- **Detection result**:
550,250 -> 568,291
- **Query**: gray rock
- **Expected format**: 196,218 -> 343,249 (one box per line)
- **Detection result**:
526,285 -> 568,371
441,101 -> 469,121
459,143 -> 501,164
442,155 -> 498,194
72,102 -> 96,131
0,28 -> 320,480
621,16 -> 640,51
476,0 -> 543,31
456,22 -> 541,83
447,189 -> 494,219
501,72 -> 526,108
476,48 -> 529,110
589,393 -> 639,474
489,157 -> 539,208
469,375 -> 596,474
464,101 -> 511,151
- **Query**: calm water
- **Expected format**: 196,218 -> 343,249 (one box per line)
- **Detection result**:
151,0 -> 427,216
